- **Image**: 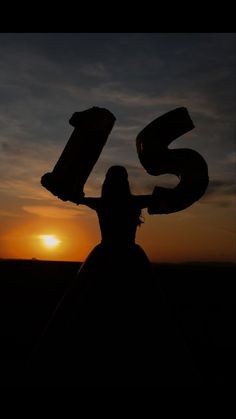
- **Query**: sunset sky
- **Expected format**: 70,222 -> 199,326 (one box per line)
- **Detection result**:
0,33 -> 235,263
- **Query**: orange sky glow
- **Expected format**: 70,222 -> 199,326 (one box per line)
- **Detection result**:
0,198 -> 235,263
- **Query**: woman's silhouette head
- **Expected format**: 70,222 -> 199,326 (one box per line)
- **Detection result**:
101,166 -> 131,200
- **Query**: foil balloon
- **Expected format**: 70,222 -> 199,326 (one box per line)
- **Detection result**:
136,107 -> 209,214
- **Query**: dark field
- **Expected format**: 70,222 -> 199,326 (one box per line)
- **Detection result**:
0,259 -> 235,387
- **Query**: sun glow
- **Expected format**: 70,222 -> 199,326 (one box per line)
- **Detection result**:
40,234 -> 61,249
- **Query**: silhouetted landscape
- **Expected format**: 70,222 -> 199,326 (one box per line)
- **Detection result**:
0,259 -> 235,387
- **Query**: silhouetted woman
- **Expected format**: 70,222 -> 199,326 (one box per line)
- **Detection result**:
73,165 -> 152,286
28,165 -> 157,387
29,165 -> 201,388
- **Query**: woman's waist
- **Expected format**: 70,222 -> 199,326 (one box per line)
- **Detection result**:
101,236 -> 135,247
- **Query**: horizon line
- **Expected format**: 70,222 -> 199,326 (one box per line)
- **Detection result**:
0,257 -> 235,266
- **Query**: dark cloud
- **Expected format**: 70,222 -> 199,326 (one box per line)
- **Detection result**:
205,179 -> 236,197
200,178 -> 236,208
1,141 -> 22,155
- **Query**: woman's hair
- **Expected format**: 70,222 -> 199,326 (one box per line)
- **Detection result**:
101,165 -> 131,199
101,165 -> 143,226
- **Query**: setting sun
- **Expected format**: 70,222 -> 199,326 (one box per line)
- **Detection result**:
40,235 -> 61,249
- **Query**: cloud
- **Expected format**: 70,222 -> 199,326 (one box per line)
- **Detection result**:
0,137 -> 60,201
205,179 -> 236,196
22,205 -> 88,219
0,209 -> 21,218
1,141 -> 23,155
225,152 -> 236,164
200,178 -> 236,207
79,62 -> 110,79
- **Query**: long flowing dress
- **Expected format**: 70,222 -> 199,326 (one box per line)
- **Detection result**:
27,196 -> 201,387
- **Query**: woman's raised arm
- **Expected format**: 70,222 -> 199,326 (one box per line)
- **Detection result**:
75,196 -> 100,210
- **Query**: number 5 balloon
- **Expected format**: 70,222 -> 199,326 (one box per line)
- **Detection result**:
136,107 -> 209,214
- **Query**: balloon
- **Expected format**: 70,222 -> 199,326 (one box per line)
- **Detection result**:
136,107 -> 209,214
41,107 -> 116,201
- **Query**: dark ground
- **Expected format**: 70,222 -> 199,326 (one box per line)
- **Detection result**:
0,259 -> 235,387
